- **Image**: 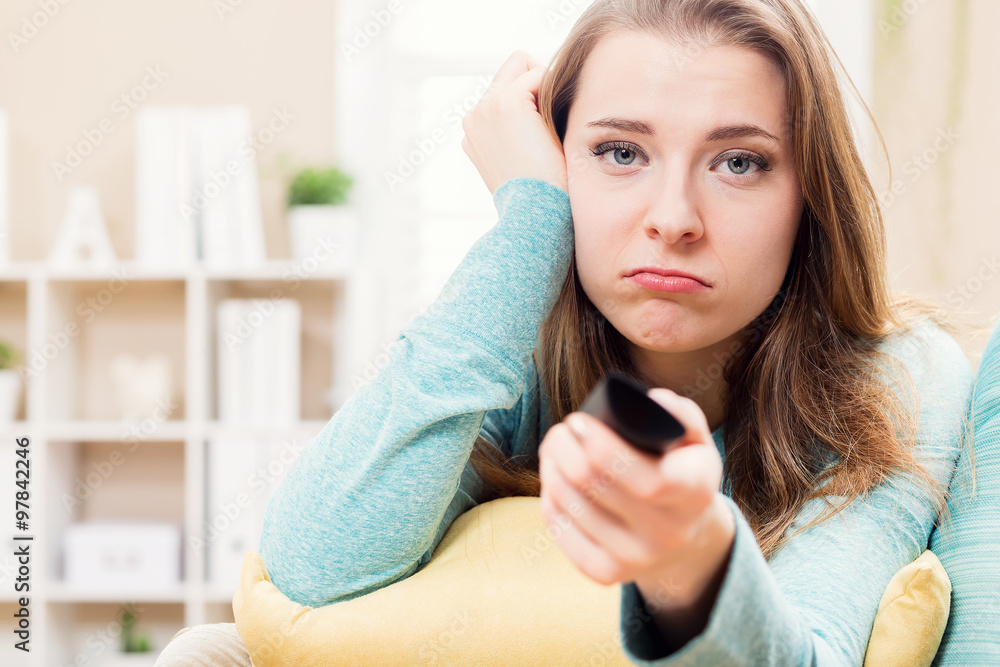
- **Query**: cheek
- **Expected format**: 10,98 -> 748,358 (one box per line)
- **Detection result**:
568,168 -> 644,244
571,218 -> 619,311
768,181 -> 804,274
716,193 -> 801,298
569,204 -> 603,292
569,193 -> 642,293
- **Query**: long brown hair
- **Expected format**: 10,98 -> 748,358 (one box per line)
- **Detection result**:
467,0 -> 975,560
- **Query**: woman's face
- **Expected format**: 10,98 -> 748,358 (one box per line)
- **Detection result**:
563,31 -> 803,365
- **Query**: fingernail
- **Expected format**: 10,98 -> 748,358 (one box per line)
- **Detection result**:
566,413 -> 589,441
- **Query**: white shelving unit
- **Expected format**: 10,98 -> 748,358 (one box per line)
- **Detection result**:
0,252 -> 367,665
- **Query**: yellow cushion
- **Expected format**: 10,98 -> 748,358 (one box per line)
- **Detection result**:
232,496 -> 634,666
233,497 -> 951,666
863,549 -> 951,667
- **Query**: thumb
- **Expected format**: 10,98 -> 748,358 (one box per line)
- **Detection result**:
646,388 -> 711,447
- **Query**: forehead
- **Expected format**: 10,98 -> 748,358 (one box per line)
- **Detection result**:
569,30 -> 789,138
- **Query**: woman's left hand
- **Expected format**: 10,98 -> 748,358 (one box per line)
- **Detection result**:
536,387 -> 736,608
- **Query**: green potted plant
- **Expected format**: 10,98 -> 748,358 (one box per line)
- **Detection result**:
103,606 -> 154,666
286,165 -> 357,268
0,339 -> 21,423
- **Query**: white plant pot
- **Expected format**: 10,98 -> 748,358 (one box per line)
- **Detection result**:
0,369 -> 20,423
287,205 -> 358,270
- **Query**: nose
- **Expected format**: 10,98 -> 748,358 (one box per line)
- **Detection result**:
642,161 -> 704,245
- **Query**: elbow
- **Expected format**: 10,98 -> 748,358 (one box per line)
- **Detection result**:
256,505 -> 333,607
258,538 -> 337,608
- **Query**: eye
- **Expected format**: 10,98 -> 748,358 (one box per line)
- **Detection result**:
590,141 -> 648,169
726,156 -> 752,174
711,150 -> 772,176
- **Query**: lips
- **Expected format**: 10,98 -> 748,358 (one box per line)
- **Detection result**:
626,266 -> 711,287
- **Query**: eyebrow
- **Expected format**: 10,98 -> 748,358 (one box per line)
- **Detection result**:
585,117 -> 656,136
705,123 -> 780,144
585,117 -> 780,144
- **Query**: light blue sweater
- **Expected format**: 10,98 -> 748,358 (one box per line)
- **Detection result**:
258,177 -> 975,665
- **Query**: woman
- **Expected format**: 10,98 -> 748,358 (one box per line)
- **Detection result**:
155,0 -> 974,664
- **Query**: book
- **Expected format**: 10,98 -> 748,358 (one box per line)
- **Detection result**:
0,109 -> 9,265
135,106 -> 266,269
216,298 -> 301,425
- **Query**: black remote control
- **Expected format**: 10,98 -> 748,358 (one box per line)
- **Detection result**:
577,371 -> 686,455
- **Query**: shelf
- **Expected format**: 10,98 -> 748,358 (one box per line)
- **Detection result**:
205,586 -> 238,604
204,260 -> 351,281
45,420 -> 189,442
0,421 -> 30,436
0,259 -> 351,282
0,280 -> 27,422
44,279 -> 188,422
206,279 -> 340,422
0,261 -> 186,281
44,601 -> 185,665
204,419 -> 329,440
0,262 -> 34,280
0,248 -> 366,662
46,582 -> 189,603
31,420 -> 331,442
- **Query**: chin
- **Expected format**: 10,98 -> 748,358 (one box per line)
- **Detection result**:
621,329 -> 698,354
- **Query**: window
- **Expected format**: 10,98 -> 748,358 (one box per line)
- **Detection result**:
333,0 -> 596,353
333,0 -> 874,358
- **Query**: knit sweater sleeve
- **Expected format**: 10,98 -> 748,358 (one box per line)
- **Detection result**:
257,177 -> 574,608
617,320 -> 974,665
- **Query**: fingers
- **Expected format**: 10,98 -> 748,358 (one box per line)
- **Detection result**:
459,47 -> 566,195
564,409 -> 720,515
544,417 -> 663,517
540,404 -> 723,553
512,65 -> 546,106
564,413 -> 670,502
538,425 -> 657,574
540,451 -> 631,539
643,389 -> 721,510
539,458 -> 654,584
484,50 -> 539,100
539,423 -> 598,491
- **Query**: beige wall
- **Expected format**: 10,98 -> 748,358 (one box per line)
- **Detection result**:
872,0 -> 1000,361
0,0 -> 335,262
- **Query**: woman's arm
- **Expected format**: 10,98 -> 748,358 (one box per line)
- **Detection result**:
257,176 -> 573,608
616,321 -> 974,666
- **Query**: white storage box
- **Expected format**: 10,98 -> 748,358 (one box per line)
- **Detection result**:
63,521 -> 181,592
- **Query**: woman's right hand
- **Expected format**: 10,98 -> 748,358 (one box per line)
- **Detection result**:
461,50 -> 568,196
